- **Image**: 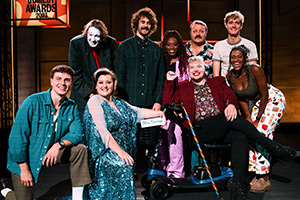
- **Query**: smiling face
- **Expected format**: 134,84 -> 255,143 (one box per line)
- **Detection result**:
87,26 -> 101,48
50,72 -> 72,97
166,37 -> 179,58
136,16 -> 151,39
188,59 -> 206,83
225,17 -> 243,37
230,49 -> 245,71
96,74 -> 114,100
190,23 -> 206,45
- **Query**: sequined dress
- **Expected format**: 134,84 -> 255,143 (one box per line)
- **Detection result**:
82,95 -> 143,200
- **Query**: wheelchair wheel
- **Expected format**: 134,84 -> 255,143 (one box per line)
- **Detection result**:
227,177 -> 233,191
141,173 -> 151,189
150,181 -> 173,200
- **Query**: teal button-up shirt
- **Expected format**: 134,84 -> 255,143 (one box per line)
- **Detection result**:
7,89 -> 82,183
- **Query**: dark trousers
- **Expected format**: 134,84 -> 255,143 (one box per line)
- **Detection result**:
194,114 -> 271,183
6,144 -> 91,200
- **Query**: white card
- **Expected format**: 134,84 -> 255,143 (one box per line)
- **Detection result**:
140,117 -> 165,128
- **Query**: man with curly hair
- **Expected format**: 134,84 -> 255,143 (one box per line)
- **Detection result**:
115,7 -> 165,111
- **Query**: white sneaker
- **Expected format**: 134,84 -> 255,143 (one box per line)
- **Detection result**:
169,173 -> 181,179
1,188 -> 12,197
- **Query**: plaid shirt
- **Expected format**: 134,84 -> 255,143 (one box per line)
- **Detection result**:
185,41 -> 214,78
115,35 -> 165,107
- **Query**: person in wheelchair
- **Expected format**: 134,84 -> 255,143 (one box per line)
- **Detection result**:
162,56 -> 296,200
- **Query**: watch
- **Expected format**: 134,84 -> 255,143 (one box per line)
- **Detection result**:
59,140 -> 65,149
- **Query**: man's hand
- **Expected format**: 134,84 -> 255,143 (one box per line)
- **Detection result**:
19,163 -> 33,187
224,104 -> 237,121
152,103 -> 161,111
42,143 -> 60,167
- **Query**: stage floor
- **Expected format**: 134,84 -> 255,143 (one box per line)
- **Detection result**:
1,132 -> 300,200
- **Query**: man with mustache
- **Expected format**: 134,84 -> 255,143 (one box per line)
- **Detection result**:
185,20 -> 214,171
115,7 -> 165,111
185,20 -> 214,78
213,11 -> 258,77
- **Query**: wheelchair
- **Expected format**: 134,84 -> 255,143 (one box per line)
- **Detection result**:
137,104 -> 233,200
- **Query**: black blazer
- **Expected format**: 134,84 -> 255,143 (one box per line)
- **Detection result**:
69,34 -> 116,117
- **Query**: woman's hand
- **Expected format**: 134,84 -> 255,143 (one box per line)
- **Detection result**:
224,104 -> 237,121
117,150 -> 134,166
157,110 -> 167,126
253,119 -> 259,128
166,71 -> 177,81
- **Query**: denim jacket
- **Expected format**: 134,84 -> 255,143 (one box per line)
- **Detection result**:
7,89 -> 82,183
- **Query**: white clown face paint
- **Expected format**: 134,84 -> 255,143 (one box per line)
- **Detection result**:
87,26 -> 101,48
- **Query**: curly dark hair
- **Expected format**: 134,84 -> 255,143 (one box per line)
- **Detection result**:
82,19 -> 108,41
131,7 -> 158,36
227,45 -> 250,83
160,30 -> 189,77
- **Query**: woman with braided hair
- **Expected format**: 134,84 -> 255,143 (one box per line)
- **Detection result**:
159,30 -> 190,178
227,45 -> 286,193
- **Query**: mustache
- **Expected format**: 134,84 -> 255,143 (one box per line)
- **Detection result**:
195,35 -> 202,39
141,27 -> 149,30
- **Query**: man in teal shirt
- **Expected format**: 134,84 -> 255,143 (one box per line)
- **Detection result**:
2,65 -> 91,200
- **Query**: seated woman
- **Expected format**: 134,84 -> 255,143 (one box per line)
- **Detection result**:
162,56 -> 295,200
227,45 -> 286,193
160,30 -> 190,178
82,68 -> 165,200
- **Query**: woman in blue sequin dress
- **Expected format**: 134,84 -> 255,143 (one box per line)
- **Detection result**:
82,68 -> 165,199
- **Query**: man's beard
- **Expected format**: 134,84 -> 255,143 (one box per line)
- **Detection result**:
139,28 -> 150,37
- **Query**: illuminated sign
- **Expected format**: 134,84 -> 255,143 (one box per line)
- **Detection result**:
13,0 -> 69,28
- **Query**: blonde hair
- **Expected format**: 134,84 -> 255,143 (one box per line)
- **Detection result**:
224,11 -> 244,25
188,56 -> 204,66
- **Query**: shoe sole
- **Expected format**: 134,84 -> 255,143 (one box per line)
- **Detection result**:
250,185 -> 272,193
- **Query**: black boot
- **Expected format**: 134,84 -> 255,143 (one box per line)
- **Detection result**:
266,141 -> 296,161
230,181 -> 250,200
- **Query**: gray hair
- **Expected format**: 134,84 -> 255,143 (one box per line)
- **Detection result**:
189,20 -> 208,33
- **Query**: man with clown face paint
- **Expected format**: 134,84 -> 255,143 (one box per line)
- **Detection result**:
69,19 -> 116,119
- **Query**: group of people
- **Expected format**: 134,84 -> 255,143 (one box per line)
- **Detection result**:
1,7 -> 296,200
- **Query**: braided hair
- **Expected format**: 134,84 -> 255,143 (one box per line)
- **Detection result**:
161,30 -> 189,77
227,45 -> 251,83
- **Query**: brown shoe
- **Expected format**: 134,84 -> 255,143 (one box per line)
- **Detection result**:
249,176 -> 258,187
250,177 -> 272,193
